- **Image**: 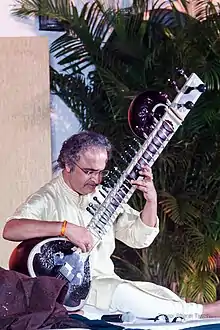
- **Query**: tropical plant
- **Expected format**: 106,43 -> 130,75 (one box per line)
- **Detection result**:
12,0 -> 220,303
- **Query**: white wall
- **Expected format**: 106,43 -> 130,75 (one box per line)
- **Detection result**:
0,0 -> 81,163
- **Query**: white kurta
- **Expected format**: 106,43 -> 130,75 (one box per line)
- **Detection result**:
8,173 -> 183,310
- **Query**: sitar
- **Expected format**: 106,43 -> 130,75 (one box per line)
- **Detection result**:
9,70 -> 206,311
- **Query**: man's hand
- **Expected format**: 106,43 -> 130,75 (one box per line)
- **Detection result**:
131,165 -> 157,203
65,223 -> 93,252
131,165 -> 157,227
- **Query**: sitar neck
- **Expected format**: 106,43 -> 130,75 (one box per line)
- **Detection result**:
86,72 -> 206,247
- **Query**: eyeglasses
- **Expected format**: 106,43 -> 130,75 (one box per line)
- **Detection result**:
72,162 -> 109,178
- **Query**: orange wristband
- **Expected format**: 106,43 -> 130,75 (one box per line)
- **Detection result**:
60,220 -> 67,237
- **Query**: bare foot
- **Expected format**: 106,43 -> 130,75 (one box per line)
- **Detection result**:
202,300 -> 220,318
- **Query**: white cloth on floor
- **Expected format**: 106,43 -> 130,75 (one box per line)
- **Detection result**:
110,283 -> 203,320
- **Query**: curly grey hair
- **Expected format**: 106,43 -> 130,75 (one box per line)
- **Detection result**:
57,131 -> 112,170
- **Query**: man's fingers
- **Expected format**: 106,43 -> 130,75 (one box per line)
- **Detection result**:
131,179 -> 148,190
140,165 -> 151,171
131,179 -> 153,186
87,234 -> 94,245
139,168 -> 153,179
85,242 -> 92,251
77,241 -> 93,252
77,242 -> 87,253
130,166 -> 153,186
135,185 -> 148,193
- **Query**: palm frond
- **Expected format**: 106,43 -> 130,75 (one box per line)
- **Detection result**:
159,191 -> 200,225
12,0 -> 75,22
180,271 -> 219,303
50,67 -> 93,129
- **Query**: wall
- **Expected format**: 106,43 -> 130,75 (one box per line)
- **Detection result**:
0,0 -> 81,164
0,36 -> 52,268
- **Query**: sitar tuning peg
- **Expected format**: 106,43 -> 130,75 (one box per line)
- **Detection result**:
86,205 -> 95,216
183,83 -> 207,95
197,84 -> 206,93
114,166 -> 121,174
124,149 -> 133,160
167,79 -> 180,92
133,138 -> 141,148
93,196 -> 101,204
128,144 -> 137,154
103,175 -> 115,188
176,68 -> 188,80
99,189 -> 107,198
184,101 -> 194,110
102,185 -> 109,192
89,203 -> 97,211
109,169 -> 118,180
176,101 -> 194,111
119,154 -> 128,165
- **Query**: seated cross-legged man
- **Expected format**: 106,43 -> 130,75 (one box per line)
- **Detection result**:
3,131 -> 220,320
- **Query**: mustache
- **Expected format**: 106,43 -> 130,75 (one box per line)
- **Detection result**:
86,181 -> 98,186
